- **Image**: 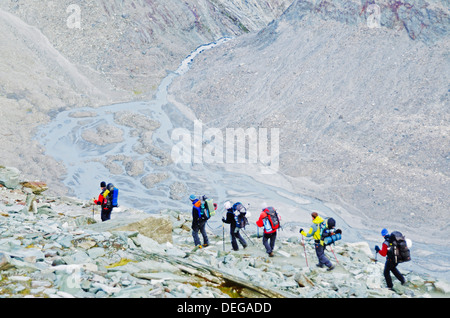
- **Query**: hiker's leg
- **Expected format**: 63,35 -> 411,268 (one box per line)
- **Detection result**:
391,264 -> 405,284
236,230 -> 247,247
262,234 -> 272,254
199,221 -> 209,245
384,261 -> 394,288
191,222 -> 201,246
269,232 -> 277,252
230,224 -> 238,250
315,243 -> 332,267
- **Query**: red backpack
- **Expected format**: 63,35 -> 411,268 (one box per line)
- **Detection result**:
263,207 -> 280,231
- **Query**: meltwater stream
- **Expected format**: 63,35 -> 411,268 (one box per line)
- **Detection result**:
36,38 -> 450,281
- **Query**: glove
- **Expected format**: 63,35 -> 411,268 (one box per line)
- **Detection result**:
222,217 -> 226,223
375,245 -> 380,253
335,229 -> 342,234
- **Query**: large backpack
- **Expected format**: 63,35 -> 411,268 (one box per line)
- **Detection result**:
389,231 -> 411,263
232,202 -> 248,229
262,207 -> 280,233
203,198 -> 216,219
319,218 -> 342,246
106,183 -> 119,208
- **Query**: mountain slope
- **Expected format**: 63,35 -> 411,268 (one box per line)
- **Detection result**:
168,0 -> 449,237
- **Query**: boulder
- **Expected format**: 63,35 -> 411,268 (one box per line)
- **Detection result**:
21,181 -> 48,195
114,216 -> 173,244
0,166 -> 21,189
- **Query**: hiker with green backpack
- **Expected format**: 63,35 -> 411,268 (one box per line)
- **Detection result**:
375,228 -> 410,290
189,194 -> 216,249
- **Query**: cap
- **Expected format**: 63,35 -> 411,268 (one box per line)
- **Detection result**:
100,181 -> 106,187
381,228 -> 389,236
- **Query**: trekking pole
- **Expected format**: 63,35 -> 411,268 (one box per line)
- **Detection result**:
329,245 -> 340,265
242,228 -> 255,246
302,236 -> 309,268
222,222 -> 225,252
92,198 -> 95,218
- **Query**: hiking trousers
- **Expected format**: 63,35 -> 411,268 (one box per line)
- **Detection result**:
230,223 -> 247,251
262,231 -> 276,254
101,207 -> 112,222
192,219 -> 209,247
315,242 -> 332,268
384,259 -> 405,288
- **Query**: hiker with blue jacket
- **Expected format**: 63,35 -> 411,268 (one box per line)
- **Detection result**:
189,194 -> 209,248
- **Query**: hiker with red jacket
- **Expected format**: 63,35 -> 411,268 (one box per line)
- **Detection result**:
93,181 -> 112,222
256,206 -> 281,257
375,228 -> 406,289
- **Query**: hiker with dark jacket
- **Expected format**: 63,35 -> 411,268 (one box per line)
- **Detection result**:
94,181 -> 112,222
222,201 -> 247,251
189,194 -> 209,248
375,228 -> 406,289
299,212 -> 335,271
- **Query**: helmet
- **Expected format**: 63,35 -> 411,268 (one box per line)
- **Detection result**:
224,201 -> 232,210
189,194 -> 196,201
381,228 -> 389,237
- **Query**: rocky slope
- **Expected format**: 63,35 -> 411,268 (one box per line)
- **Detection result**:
168,0 -> 449,238
1,166 -> 449,298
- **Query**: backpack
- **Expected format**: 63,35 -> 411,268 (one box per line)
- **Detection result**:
262,207 -> 280,232
389,231 -> 411,263
232,202 -> 248,229
106,183 -> 119,208
203,198 -> 216,220
319,218 -> 342,246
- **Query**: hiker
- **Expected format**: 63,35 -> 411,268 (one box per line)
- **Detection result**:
222,201 -> 247,251
375,228 -> 406,290
299,212 -> 335,271
189,194 -> 209,248
93,181 -> 112,222
256,206 -> 281,257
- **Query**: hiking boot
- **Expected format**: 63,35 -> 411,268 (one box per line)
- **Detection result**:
202,243 -> 209,248
327,264 -> 335,271
268,252 -> 274,257
316,264 -> 324,268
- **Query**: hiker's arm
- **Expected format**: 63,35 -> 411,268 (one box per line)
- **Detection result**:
378,242 -> 388,257
300,224 -> 316,237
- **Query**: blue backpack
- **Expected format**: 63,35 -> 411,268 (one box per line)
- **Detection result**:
107,183 -> 119,207
319,218 -> 342,246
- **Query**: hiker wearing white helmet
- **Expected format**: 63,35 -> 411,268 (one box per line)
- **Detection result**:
222,201 -> 248,251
